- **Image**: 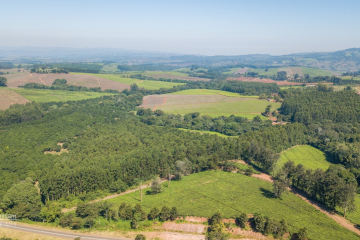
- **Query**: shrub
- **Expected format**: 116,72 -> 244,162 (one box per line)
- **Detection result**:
109,179 -> 128,193
159,206 -> 170,221
148,207 -> 159,220
135,234 -> 146,240
235,212 -> 248,228
151,177 -> 162,194
131,219 -> 138,229
170,207 -> 178,221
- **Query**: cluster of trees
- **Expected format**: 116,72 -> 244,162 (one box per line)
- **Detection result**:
279,87 -> 360,124
0,102 -> 44,126
32,63 -> 102,74
0,62 -> 14,69
288,75 -> 358,85
342,71 -> 360,77
0,76 -> 6,86
137,109 -> 272,136
129,74 -> 189,83
277,162 -> 357,216
20,79 -> 119,93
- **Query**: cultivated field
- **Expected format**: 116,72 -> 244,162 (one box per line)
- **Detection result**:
11,89 -> 116,103
301,67 -> 334,77
168,89 -> 259,97
106,171 -> 358,240
0,87 -> 30,110
144,71 -> 211,82
247,67 -> 279,76
277,145 -> 331,171
139,89 -> 279,119
278,67 -> 304,77
71,73 -> 186,89
6,72 -> 130,91
227,76 -> 305,85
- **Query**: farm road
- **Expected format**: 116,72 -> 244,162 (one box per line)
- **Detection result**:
234,160 -> 360,236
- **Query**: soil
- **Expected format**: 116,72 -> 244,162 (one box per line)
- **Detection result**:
0,88 -> 31,110
234,67 -> 249,75
6,72 -> 130,91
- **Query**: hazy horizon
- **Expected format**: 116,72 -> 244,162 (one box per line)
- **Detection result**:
1,0 -> 360,55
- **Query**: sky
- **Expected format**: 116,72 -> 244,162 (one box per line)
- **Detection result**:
1,0 -> 359,55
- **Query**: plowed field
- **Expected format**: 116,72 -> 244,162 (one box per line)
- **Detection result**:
0,88 -> 30,110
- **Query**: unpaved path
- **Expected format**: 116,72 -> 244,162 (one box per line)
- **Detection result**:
62,180 -> 166,213
39,74 -> 47,85
234,160 -> 360,236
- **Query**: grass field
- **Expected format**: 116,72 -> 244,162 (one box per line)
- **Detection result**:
106,171 -> 358,240
301,67 -> 334,77
169,89 -> 259,97
12,89 -> 116,103
342,76 -> 360,81
247,67 -> 279,76
157,97 -> 279,119
278,145 -> 331,171
177,128 -> 233,138
71,73 -> 185,90
145,71 -> 189,77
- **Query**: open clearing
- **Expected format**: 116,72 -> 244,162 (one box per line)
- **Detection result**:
0,87 -> 30,110
278,145 -> 331,170
6,72 -> 130,91
139,91 -> 279,119
144,73 -> 211,82
11,89 -> 116,103
106,171 -> 358,240
177,128 -> 233,138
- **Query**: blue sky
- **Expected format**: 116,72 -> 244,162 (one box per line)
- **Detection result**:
1,0 -> 359,55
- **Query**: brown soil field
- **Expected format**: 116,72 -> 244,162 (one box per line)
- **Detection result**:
5,72 -> 130,91
139,94 -> 247,111
228,76 -> 307,85
0,88 -> 31,110
234,67 -> 249,74
145,73 -> 211,82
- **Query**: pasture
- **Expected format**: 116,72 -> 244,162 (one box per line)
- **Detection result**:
0,87 -> 30,110
301,67 -> 334,77
144,71 -> 211,82
278,67 -> 304,77
168,89 -> 258,97
247,67 -> 279,76
106,171 -> 358,240
139,91 -> 279,119
11,88 -> 116,103
277,145 -> 331,171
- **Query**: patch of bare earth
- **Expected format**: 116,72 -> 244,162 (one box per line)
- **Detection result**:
145,73 -> 211,82
6,73 -> 130,91
0,88 -> 31,110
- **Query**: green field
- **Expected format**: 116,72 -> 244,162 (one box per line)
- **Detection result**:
278,145 -> 331,170
177,128 -> 233,138
158,97 -> 280,119
70,73 -> 186,90
342,76 -> 360,81
12,89 -> 116,103
106,171 -> 358,240
144,71 -> 189,77
169,89 -> 258,97
247,67 -> 279,76
336,194 -> 360,227
301,67 -> 334,77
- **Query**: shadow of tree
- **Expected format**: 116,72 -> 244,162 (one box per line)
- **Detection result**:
260,187 -> 274,198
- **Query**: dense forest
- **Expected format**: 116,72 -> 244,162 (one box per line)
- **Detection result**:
31,63 -> 102,74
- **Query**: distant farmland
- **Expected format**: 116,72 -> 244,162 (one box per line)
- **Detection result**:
138,89 -> 280,119
11,88 -> 116,103
0,88 -> 30,110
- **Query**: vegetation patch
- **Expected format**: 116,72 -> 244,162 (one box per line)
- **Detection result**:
278,145 -> 331,170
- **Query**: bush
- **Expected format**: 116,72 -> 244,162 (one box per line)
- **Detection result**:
244,167 -> 254,176
148,207 -> 159,220
131,219 -> 138,229
109,179 -> 128,193
159,206 -> 170,221
170,207 -> 178,221
59,213 -> 74,228
151,177 -> 162,194
235,212 -> 248,228
135,234 -> 146,240
71,217 -> 82,229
